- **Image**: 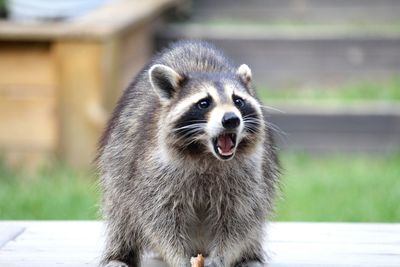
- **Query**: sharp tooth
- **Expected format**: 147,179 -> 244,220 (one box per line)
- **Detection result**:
217,146 -> 233,157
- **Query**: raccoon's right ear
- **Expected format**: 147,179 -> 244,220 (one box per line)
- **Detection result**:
149,64 -> 183,100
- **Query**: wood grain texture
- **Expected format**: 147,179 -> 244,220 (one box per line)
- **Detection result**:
0,0 -> 178,169
158,24 -> 400,87
0,96 -> 57,149
0,88 -> 57,168
53,41 -> 108,168
0,42 -> 55,88
267,103 -> 400,153
0,224 -> 24,249
101,22 -> 155,113
52,23 -> 155,168
0,221 -> 399,267
190,0 -> 400,23
0,0 -> 179,41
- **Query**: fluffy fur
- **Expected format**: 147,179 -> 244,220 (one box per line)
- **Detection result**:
98,40 -> 280,267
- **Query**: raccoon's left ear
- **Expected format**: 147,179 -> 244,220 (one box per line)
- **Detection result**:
237,64 -> 255,95
236,64 -> 252,85
149,64 -> 184,100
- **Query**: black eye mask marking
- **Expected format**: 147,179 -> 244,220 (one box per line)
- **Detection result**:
174,97 -> 213,139
235,97 -> 261,134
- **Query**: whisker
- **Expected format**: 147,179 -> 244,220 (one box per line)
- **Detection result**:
266,121 -> 287,137
242,112 -> 260,119
243,116 -> 263,121
177,129 -> 204,139
259,104 -> 285,114
174,123 -> 206,132
243,116 -> 287,139
243,118 -> 263,124
244,126 -> 258,134
173,133 -> 205,147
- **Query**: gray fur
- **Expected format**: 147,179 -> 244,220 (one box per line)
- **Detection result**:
98,41 -> 280,267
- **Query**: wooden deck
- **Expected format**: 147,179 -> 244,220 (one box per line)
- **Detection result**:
0,221 -> 399,267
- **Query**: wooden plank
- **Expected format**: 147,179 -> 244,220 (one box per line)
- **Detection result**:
0,42 -> 55,88
268,112 -> 400,133
0,95 -> 57,149
268,222 -> 400,244
273,132 -> 400,153
265,104 -> 400,152
0,41 -> 57,168
0,92 -> 57,169
53,41 -> 108,168
266,223 -> 400,266
158,24 -> 400,87
0,221 -> 400,267
0,225 -> 24,249
0,0 -> 180,41
190,0 -> 400,23
101,22 -> 154,113
118,22 -> 154,93
53,21 -> 157,167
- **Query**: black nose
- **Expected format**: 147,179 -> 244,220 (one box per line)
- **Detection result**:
222,112 -> 240,129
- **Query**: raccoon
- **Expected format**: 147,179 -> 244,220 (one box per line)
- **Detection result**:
98,40 -> 280,267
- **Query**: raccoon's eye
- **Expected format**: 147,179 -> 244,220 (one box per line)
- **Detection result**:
233,96 -> 245,108
197,98 -> 211,109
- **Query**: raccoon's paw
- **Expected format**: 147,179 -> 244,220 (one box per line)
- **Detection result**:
103,260 -> 129,267
204,256 -> 224,267
235,261 -> 265,267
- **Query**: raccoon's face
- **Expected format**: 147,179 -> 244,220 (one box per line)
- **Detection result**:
149,64 -> 264,161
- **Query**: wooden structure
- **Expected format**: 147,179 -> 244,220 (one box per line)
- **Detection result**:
158,0 -> 400,88
190,0 -> 400,24
0,221 -> 399,266
0,0 -> 178,169
268,103 -> 400,153
158,24 -> 400,88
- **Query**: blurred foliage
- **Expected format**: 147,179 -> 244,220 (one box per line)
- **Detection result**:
275,153 -> 400,222
0,161 -> 99,219
1,153 -> 399,221
258,77 -> 400,104
0,0 -> 6,17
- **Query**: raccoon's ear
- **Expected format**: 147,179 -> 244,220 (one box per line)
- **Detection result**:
236,64 -> 252,85
149,64 -> 183,100
237,64 -> 256,95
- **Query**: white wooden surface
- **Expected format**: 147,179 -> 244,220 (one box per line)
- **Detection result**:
0,221 -> 399,267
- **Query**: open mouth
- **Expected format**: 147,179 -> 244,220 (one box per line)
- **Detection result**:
213,133 -> 237,159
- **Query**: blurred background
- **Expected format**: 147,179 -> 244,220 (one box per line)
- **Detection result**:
0,0 -> 399,222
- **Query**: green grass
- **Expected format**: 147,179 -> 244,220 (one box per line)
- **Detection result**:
0,161 -> 99,220
258,77 -> 400,104
275,153 -> 400,222
0,153 -> 399,222
0,0 -> 5,18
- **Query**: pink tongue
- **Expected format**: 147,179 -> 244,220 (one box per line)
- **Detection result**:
217,134 -> 234,153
